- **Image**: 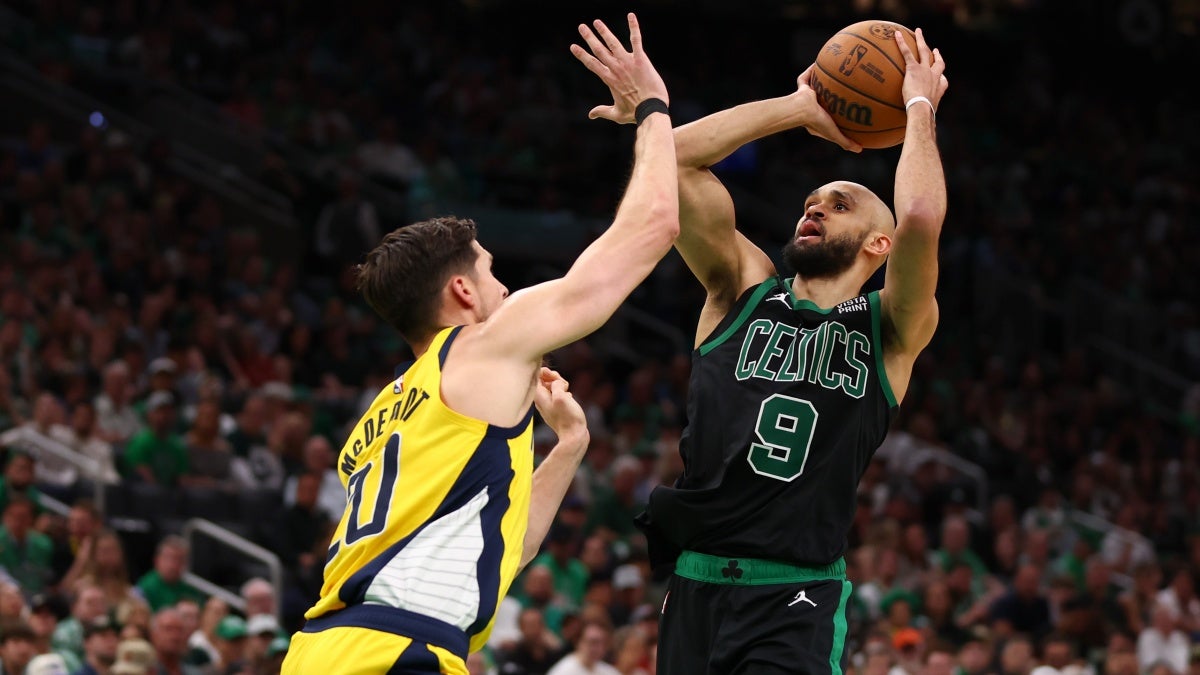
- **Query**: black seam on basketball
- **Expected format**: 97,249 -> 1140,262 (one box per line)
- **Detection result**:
835,29 -> 909,77
813,62 -> 906,112
842,126 -> 906,134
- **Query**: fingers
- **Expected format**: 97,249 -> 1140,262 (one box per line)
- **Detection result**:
895,29 -> 915,63
932,47 -> 946,78
570,43 -> 611,79
589,105 -> 618,121
592,19 -> 627,56
797,64 -> 814,88
578,23 -> 615,68
915,27 -> 933,64
627,13 -> 642,53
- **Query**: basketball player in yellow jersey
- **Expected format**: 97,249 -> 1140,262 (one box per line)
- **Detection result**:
282,14 -> 677,675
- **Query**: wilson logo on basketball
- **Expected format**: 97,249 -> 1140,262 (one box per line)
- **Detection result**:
810,72 -> 874,127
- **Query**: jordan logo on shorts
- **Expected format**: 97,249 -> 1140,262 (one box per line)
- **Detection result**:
788,589 -> 817,607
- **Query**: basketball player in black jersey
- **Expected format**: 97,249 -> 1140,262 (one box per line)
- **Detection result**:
587,29 -> 949,674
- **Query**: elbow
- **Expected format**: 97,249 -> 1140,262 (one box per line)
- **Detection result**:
648,198 -> 681,243
898,200 -> 944,237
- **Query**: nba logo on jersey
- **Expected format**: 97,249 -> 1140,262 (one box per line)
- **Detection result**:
393,375 -> 405,395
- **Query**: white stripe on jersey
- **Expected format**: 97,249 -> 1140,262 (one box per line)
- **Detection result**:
363,488 -> 489,630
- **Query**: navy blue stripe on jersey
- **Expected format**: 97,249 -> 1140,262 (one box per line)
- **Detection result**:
336,432 -> 517,636
467,438 -> 515,635
485,408 -> 535,440
438,325 -> 464,368
302,603 -> 468,658
388,639 -> 442,674
393,361 -> 414,379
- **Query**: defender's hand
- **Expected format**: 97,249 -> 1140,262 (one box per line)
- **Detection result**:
796,66 -> 862,153
896,27 -> 948,111
533,368 -> 589,445
570,13 -> 669,124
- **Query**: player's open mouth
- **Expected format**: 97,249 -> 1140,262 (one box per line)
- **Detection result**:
796,220 -> 823,241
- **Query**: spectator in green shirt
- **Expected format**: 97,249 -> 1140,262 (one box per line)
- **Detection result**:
0,495 -> 54,594
134,535 -> 204,611
123,391 -> 191,486
933,515 -> 990,582
528,524 -> 589,609
0,451 -> 43,516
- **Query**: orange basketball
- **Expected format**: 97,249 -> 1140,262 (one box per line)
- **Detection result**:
812,20 -> 918,149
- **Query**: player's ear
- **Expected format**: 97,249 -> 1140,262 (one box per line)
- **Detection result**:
447,274 -> 476,309
866,232 -> 891,256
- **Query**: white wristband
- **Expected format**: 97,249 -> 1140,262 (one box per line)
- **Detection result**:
905,96 -> 935,114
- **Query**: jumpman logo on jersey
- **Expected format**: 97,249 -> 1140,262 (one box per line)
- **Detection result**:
767,292 -> 791,307
788,589 -> 817,607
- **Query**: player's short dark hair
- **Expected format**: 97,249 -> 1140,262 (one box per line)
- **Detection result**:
356,216 -> 480,342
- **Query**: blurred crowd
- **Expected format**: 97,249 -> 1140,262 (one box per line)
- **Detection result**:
1,1 -> 1199,675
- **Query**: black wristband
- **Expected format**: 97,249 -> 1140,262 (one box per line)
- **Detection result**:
635,98 -> 669,125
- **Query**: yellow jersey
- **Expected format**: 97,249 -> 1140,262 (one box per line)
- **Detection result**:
300,325 -> 534,658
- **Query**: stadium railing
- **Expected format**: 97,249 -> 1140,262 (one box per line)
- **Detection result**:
182,517 -> 284,623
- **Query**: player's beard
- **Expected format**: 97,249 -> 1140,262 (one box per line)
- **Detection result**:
781,229 -> 868,280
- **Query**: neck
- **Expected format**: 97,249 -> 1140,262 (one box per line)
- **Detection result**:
787,273 -> 865,308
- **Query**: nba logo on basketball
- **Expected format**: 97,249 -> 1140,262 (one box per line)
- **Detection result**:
838,44 -> 868,77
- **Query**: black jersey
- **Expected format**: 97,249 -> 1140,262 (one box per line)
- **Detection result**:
645,276 -> 898,567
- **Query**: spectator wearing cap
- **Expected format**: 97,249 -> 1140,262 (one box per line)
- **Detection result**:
122,391 -> 192,487
25,652 -> 70,675
0,494 -> 53,594
209,615 -> 248,674
93,362 -> 141,447
50,584 -> 108,667
76,614 -> 120,675
880,587 -> 920,634
608,564 -> 644,629
262,634 -> 289,673
244,613 -> 281,672
0,452 -> 44,516
133,536 -> 202,612
113,637 -> 155,674
24,593 -> 64,655
891,627 -> 924,673
528,524 -> 588,609
0,619 -> 39,675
